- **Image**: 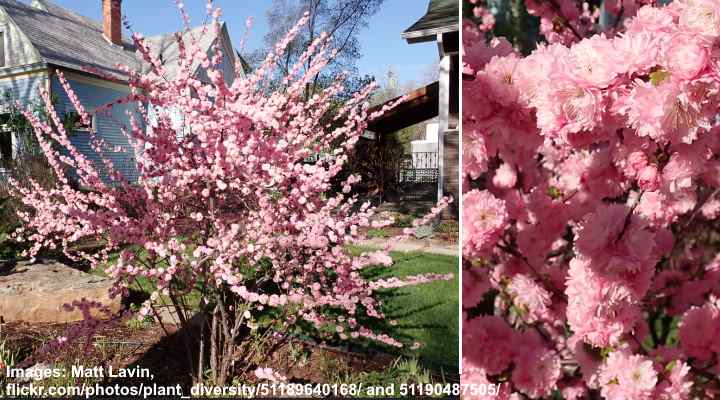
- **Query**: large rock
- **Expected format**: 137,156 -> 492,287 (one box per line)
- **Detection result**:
0,261 -> 121,323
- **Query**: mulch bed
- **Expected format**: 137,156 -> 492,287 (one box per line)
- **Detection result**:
2,320 -> 457,390
2,321 -> 191,386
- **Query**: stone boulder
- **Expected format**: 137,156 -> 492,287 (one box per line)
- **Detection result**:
0,261 -> 121,323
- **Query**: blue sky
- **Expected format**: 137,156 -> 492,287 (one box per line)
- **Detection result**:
39,0 -> 437,86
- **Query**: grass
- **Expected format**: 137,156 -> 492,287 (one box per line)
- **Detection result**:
367,228 -> 390,238
350,247 -> 459,370
94,246 -> 459,372
0,325 -> 17,397
325,357 -> 433,396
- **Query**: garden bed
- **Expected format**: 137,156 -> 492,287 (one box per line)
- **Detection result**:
2,319 -> 457,391
2,251 -> 458,390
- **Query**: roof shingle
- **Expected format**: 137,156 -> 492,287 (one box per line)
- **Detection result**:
0,0 -> 139,80
401,0 -> 458,43
0,0 -> 244,82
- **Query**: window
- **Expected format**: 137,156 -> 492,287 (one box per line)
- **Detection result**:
64,111 -> 95,133
0,31 -> 5,68
0,117 -> 12,167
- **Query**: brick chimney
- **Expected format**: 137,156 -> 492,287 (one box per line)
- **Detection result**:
102,0 -> 122,46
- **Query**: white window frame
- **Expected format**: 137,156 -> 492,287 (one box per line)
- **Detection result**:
65,104 -> 96,133
0,28 -> 6,68
73,113 -> 97,133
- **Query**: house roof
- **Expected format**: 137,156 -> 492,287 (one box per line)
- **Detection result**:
0,0 -> 139,80
142,25 -> 215,78
401,0 -> 458,43
366,81 -> 439,135
142,23 -> 244,80
0,0 -> 246,82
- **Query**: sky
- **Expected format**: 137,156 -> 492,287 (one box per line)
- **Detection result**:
35,0 -> 438,86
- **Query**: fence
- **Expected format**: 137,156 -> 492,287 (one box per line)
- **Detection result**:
398,152 -> 439,183
0,168 -> 9,192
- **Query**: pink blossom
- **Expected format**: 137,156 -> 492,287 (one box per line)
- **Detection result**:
463,1 -> 720,395
637,165 -> 660,191
625,6 -> 675,35
677,0 -> 720,38
462,190 -> 508,258
254,367 -> 288,383
678,301 -> 720,361
562,35 -> 622,88
701,198 -> 720,219
479,54 -> 522,106
511,348 -> 561,398
507,274 -> 551,322
599,352 -> 658,400
492,162 -> 517,189
656,361 -> 693,400
666,34 -> 709,81
463,316 -> 515,375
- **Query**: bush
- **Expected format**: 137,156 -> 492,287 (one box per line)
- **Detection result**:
9,4 -> 452,386
0,118 -> 58,259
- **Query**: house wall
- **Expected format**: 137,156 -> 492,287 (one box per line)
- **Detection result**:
443,130 -> 459,217
194,40 -> 238,85
437,32 -> 458,219
52,71 -> 140,182
0,70 -> 47,159
194,24 -> 244,85
0,69 -> 46,104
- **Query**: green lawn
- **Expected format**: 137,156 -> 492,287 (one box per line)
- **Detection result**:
95,247 -> 459,372
358,250 -> 459,372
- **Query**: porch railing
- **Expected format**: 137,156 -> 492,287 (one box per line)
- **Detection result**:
399,152 -> 438,183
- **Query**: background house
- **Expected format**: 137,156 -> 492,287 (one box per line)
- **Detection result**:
0,0 -> 245,182
367,0 -> 458,217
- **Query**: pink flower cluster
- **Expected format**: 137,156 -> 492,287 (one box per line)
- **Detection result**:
254,367 -> 288,383
463,0 -> 720,398
466,0 -> 495,33
9,4 -> 450,352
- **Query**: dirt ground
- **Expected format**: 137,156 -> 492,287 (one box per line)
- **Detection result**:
2,319 -> 455,391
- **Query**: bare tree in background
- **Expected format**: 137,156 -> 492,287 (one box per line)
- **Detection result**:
371,66 -> 431,149
254,0 -> 384,97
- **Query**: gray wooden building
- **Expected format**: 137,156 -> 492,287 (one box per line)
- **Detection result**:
367,0 -> 459,216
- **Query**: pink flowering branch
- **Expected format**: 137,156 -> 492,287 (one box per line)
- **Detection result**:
9,2 -> 451,386
463,0 -> 720,398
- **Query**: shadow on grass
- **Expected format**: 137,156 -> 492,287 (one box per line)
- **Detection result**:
111,250 -> 459,387
347,251 -> 459,375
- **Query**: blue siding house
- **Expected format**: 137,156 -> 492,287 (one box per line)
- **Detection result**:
0,0 -> 245,182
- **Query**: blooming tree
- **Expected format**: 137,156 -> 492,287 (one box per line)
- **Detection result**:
7,3 -> 451,385
463,0 -> 720,399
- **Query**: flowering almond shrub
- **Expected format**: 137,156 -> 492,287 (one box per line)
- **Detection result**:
463,1 -> 720,399
7,3 -> 451,385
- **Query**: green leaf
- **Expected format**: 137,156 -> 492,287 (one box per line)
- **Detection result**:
547,186 -> 563,200
665,360 -> 677,372
600,346 -> 614,360
650,70 -> 670,86
257,314 -> 274,329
